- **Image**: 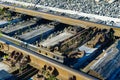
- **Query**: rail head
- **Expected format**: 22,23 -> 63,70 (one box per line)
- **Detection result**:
1,33 -> 64,63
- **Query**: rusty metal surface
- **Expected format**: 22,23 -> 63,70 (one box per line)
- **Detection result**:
0,37 -> 97,80
0,4 -> 120,37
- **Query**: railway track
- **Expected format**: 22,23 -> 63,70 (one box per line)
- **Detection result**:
0,29 -> 97,80
0,3 -> 118,80
0,3 -> 120,37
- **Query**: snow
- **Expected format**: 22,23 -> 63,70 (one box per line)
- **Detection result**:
0,62 -> 10,71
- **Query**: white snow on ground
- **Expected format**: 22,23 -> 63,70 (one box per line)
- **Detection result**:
0,20 -> 8,25
1,0 -> 120,23
78,45 -> 97,54
114,22 -> 120,27
0,62 -> 10,71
